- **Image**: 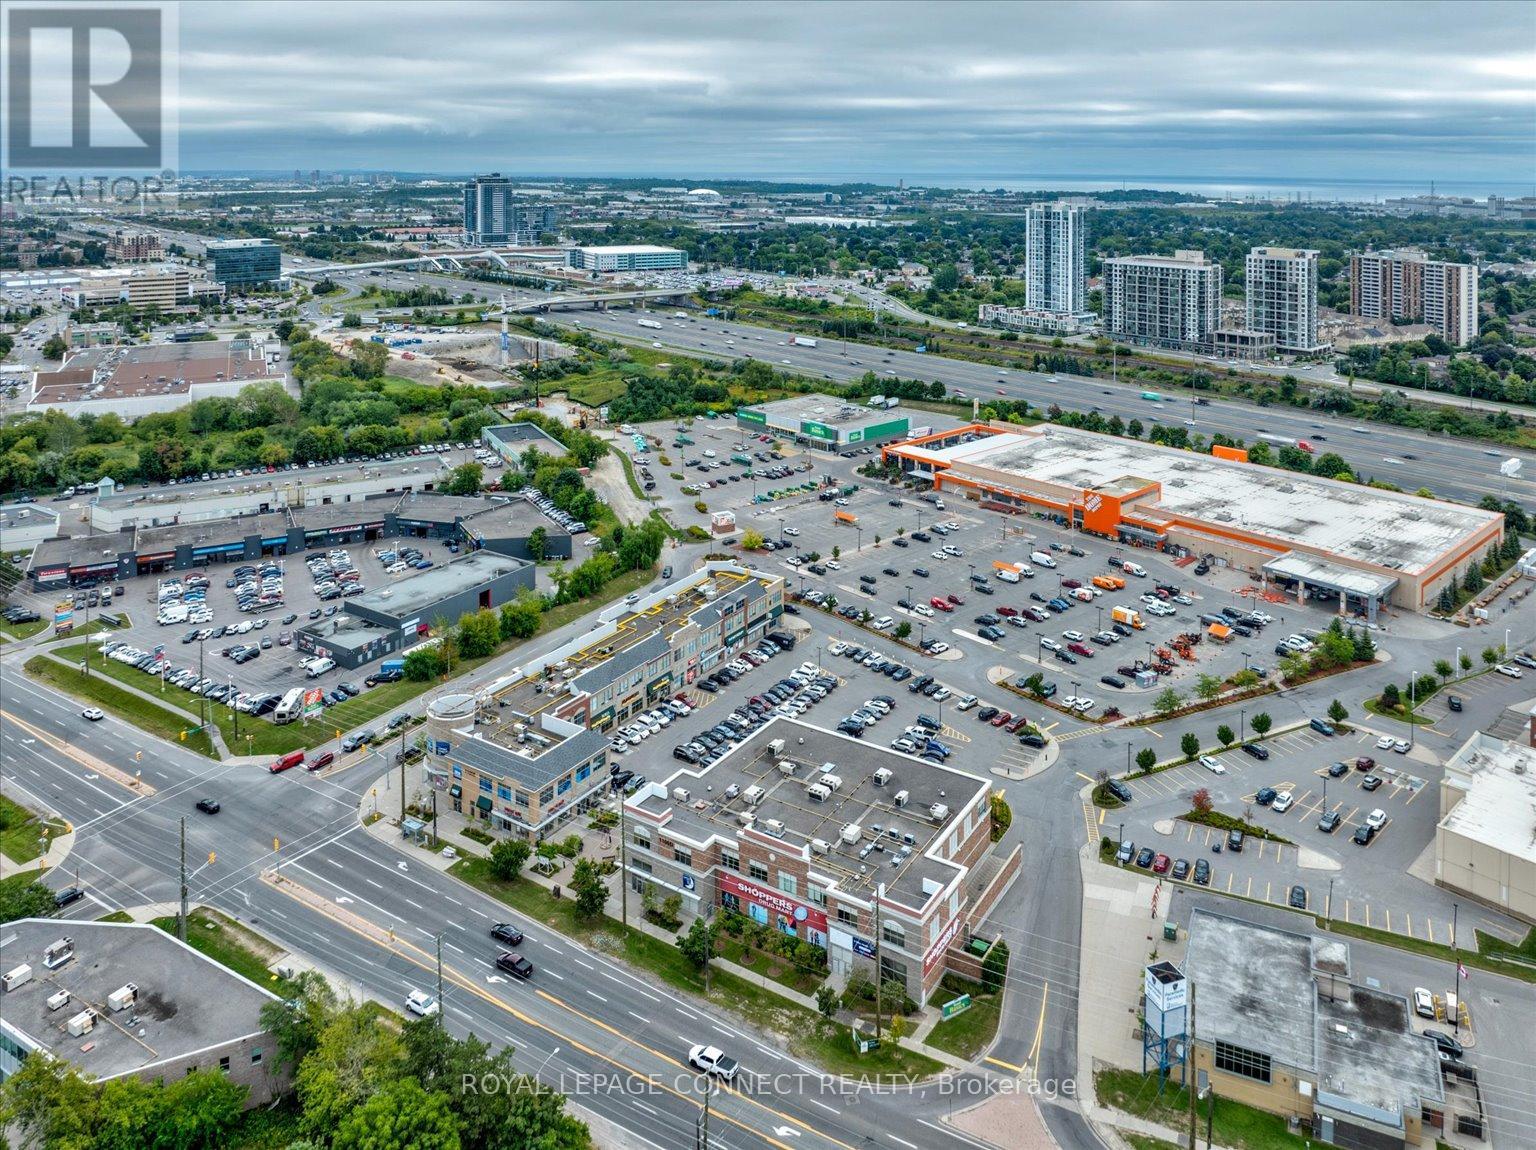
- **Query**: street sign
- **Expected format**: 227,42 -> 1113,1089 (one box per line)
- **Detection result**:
941,994 -> 972,1020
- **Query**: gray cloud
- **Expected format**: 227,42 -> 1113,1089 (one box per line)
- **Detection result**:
175,1 -> 1535,188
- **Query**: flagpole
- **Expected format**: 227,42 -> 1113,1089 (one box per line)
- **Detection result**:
1450,902 -> 1460,1033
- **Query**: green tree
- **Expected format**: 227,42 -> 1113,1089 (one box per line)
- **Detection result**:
1194,673 -> 1223,702
676,917 -> 716,974
1135,748 -> 1157,773
296,1006 -> 406,1140
40,334 -> 67,360
1380,683 -> 1401,709
1180,732 -> 1200,760
0,1052 -> 99,1148
347,338 -> 389,379
1434,659 -> 1454,680
1215,724 -> 1235,747
1231,668 -> 1260,688
740,529 -> 764,550
815,984 -> 839,1021
1436,585 -> 1455,613
1481,646 -> 1500,665
403,647 -> 443,681
1351,628 -> 1376,662
260,970 -> 340,1073
1152,686 -> 1183,715
455,608 -> 502,659
0,877 -> 58,924
332,1077 -> 461,1150
1327,699 -> 1349,724
526,525 -> 548,562
489,838 -> 532,882
1459,652 -> 1473,672
980,940 -> 1010,994
570,857 -> 608,919
443,462 -> 484,496
894,621 -> 912,639
1250,711 -> 1273,737
341,312 -> 362,328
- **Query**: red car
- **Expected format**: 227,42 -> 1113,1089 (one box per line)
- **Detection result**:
1152,853 -> 1171,874
1067,642 -> 1095,658
947,592 -> 965,605
990,710 -> 1012,727
1060,578 -> 1081,589
930,596 -> 954,612
996,606 -> 1018,617
1355,756 -> 1376,771
1005,714 -> 1029,733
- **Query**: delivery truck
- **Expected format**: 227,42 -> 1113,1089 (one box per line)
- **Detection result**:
637,318 -> 663,330
789,335 -> 818,348
1111,605 -> 1145,629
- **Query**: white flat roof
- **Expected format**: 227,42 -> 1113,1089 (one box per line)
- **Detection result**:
907,427 -> 1499,576
1441,735 -> 1536,865
575,245 -> 683,256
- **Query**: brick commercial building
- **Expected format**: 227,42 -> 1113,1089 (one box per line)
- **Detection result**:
623,720 -> 1019,1004
1349,249 -> 1479,347
0,920 -> 289,1106
882,423 -> 1503,618
1435,731 -> 1536,924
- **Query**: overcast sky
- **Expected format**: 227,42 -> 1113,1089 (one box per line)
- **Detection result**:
178,1 -> 1535,191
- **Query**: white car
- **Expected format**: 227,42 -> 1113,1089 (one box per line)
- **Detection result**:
928,642 -> 950,654
1173,594 -> 1193,605
386,561 -> 408,574
782,526 -> 800,537
1375,735 -> 1395,750
932,551 -> 948,560
1039,638 -> 1062,652
824,560 -> 841,571
1494,664 -> 1524,678
1072,697 -> 1095,713
1062,630 -> 1085,643
1271,790 -> 1294,813
1412,987 -> 1435,1019
405,990 -> 439,1017
932,686 -> 951,701
912,604 -> 934,617
688,1044 -> 739,1081
1392,738 -> 1410,754
955,694 -> 978,711
81,707 -> 104,721
828,641 -> 847,656
1198,756 -> 1226,774
1061,695 -> 1079,709
1365,808 -> 1388,830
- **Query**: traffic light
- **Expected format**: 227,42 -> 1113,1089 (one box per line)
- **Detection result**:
179,729 -> 187,741
134,750 -> 143,762
273,838 -> 280,852
207,852 -> 216,866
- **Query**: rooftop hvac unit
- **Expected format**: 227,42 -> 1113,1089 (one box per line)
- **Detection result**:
723,783 -> 740,800
3,964 -> 33,992
872,768 -> 893,787
840,823 -> 863,844
743,785 -> 766,806
767,738 -> 786,756
929,803 -> 950,823
108,983 -> 137,1012
777,760 -> 797,777
737,811 -> 757,828
672,787 -> 691,804
818,773 -> 843,792
763,819 -> 786,838
809,838 -> 830,855
42,938 -> 74,970
67,1010 -> 97,1037
47,990 -> 71,1012
806,784 -> 831,803
894,789 -> 910,807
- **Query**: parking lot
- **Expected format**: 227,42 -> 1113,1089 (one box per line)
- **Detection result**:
1096,718 -> 1519,944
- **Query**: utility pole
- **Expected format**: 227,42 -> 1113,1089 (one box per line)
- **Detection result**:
1186,981 -> 1198,1150
436,932 -> 445,1028
873,882 -> 884,1041
178,817 -> 188,942
619,801 -> 628,926
1450,902 -> 1460,1033
400,748 -> 407,823
430,788 -> 439,845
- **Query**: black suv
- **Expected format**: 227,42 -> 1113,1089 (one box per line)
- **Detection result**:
491,923 -> 525,946
1104,779 -> 1132,803
496,952 -> 534,979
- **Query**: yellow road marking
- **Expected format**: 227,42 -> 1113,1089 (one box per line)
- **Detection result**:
1026,983 -> 1050,1065
1075,771 -> 1096,783
1097,808 -> 1106,825
985,1055 -> 1025,1074
1146,727 -> 1163,739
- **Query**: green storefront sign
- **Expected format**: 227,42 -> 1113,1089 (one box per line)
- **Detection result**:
848,429 -> 864,443
800,419 -> 835,441
940,994 -> 973,1020
863,416 -> 911,441
737,408 -> 767,425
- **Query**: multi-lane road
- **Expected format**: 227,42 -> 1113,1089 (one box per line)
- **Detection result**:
297,262 -> 1535,512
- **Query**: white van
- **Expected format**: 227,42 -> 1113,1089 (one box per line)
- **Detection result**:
996,569 -> 1020,584
304,657 -> 335,678
1030,551 -> 1057,569
1124,562 -> 1147,578
156,603 -> 189,625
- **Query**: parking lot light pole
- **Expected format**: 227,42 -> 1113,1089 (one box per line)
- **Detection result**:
1326,877 -> 1334,925
1096,605 -> 1104,634
1239,708 -> 1246,744
1241,651 -> 1251,674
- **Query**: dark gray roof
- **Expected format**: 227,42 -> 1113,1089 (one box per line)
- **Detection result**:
445,726 -> 608,791
0,919 -> 279,1082
347,552 -> 527,620
573,632 -> 669,693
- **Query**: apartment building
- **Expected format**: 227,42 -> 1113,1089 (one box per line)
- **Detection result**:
1349,249 -> 1479,346
1245,247 -> 1326,354
1024,201 -> 1088,315
1100,250 -> 1223,350
462,174 -> 560,245
624,721 -> 1017,1003
107,230 -> 163,262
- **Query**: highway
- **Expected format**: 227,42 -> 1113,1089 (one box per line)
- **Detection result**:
300,262 -> 1535,512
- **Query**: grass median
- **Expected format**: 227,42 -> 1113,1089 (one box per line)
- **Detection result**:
924,975 -> 1001,1062
450,856 -> 944,1081
1096,1068 -> 1311,1150
1322,918 -> 1536,985
24,653 -> 218,758
151,908 -> 296,995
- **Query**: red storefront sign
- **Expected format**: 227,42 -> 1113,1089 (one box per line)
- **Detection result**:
718,872 -> 827,934
922,913 -> 963,977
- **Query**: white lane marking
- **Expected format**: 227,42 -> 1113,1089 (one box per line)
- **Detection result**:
807,1097 -> 840,1115
627,1010 -> 650,1025
587,991 -> 608,1003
